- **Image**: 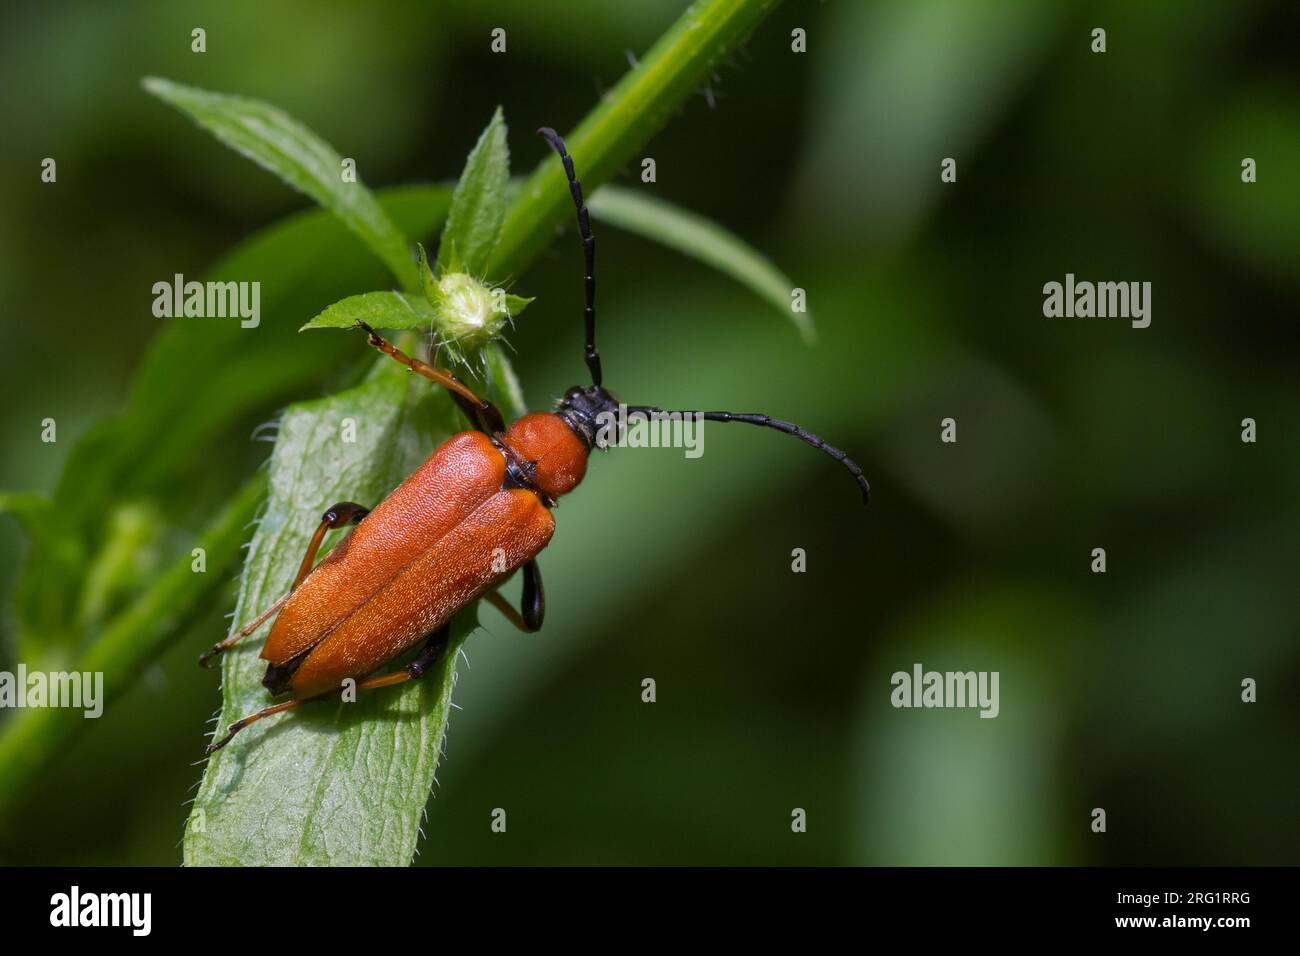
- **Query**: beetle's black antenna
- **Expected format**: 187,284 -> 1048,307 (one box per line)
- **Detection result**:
627,406 -> 871,504
538,127 -> 602,387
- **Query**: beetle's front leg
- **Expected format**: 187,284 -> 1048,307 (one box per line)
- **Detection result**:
355,321 -> 506,434
482,560 -> 545,633
198,500 -> 370,667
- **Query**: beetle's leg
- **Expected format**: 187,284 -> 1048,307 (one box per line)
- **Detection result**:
521,560 -> 545,630
482,560 -> 545,632
354,321 -> 506,434
353,624 -> 452,691
449,391 -> 494,434
199,501 -> 370,667
290,501 -> 370,589
205,626 -> 451,754
205,693 -> 328,754
198,593 -> 291,668
482,592 -> 521,630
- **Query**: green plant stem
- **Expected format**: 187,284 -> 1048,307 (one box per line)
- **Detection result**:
488,0 -> 782,278
0,472 -> 267,818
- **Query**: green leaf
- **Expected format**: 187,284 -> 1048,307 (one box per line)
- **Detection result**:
177,2 -> 790,857
588,186 -> 815,343
438,107 -> 510,278
300,291 -> 436,332
417,242 -> 442,307
0,189 -> 451,822
303,281 -> 530,353
498,293 -> 535,319
142,77 -> 420,291
185,360 -> 469,866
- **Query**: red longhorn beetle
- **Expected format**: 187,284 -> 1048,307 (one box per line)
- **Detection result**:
201,128 -> 869,753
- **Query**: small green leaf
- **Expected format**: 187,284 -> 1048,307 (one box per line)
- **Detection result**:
588,185 -> 815,344
438,107 -> 510,277
185,360 -> 468,866
303,252 -> 529,352
142,77 -> 419,291
499,293 -> 535,319
416,243 -> 442,307
300,291 -> 436,332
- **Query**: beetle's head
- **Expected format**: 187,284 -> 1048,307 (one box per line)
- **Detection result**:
556,384 -> 620,450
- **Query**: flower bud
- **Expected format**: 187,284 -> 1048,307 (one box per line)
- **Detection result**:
432,272 -> 507,350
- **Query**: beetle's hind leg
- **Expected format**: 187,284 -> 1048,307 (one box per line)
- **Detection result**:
206,624 -> 452,755
198,501 -> 370,667
198,593 -> 291,668
353,624 -> 452,691
205,693 -> 326,755
482,560 -> 545,633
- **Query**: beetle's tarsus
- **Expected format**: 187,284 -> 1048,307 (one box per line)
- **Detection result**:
205,727 -> 238,754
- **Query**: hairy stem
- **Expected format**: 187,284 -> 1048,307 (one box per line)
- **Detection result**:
0,472 -> 267,818
489,0 -> 782,278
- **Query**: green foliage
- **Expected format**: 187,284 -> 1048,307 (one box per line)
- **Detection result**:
2,0 -> 1296,870
0,187 -> 453,822
0,0 -> 796,865
437,107 -> 510,278
587,186 -> 814,342
162,97 -> 534,865
185,363 -> 470,866
0,474 -> 268,814
143,77 -> 420,291
489,0 -> 782,277
302,109 -> 528,358
304,185 -> 797,340
300,291 -> 436,332
148,89 -> 521,866
297,277 -> 533,338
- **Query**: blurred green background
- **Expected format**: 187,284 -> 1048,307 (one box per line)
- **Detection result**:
1,0 -> 1298,865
